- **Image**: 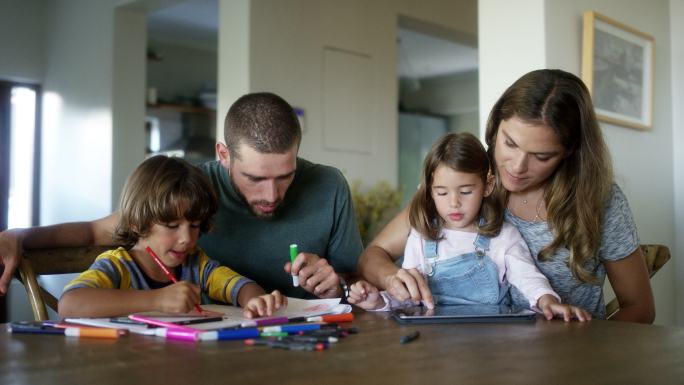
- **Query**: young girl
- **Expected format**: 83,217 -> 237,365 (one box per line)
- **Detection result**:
349,133 -> 589,321
58,155 -> 287,318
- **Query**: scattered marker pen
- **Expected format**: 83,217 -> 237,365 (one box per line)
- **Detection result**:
291,313 -> 354,323
155,328 -> 200,342
400,330 -> 420,345
64,327 -> 122,339
290,244 -> 299,287
199,328 -> 260,341
261,323 -> 324,334
240,316 -> 290,328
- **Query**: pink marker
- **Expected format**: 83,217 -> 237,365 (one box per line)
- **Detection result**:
155,328 -> 200,342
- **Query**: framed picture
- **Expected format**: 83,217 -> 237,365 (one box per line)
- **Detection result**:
581,11 -> 655,130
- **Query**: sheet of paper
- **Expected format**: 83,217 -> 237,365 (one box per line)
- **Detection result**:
66,297 -> 351,332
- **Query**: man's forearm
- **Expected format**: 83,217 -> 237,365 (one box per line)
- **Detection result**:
21,214 -> 118,249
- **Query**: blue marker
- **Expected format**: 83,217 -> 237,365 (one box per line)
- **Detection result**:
199,328 -> 260,341
8,321 -> 65,335
261,323 -> 324,334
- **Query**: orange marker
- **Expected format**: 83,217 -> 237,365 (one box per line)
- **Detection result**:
64,327 -> 122,339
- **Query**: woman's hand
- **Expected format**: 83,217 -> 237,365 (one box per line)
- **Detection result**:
537,294 -> 591,322
385,268 -> 435,309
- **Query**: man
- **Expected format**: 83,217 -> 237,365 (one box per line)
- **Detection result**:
0,92 -> 362,299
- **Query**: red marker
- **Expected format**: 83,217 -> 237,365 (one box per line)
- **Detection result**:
145,246 -> 205,315
307,313 -> 354,323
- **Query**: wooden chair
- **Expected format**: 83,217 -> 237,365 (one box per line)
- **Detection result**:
605,244 -> 671,319
14,246 -> 111,321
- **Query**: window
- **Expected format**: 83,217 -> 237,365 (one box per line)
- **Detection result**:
0,80 -> 41,231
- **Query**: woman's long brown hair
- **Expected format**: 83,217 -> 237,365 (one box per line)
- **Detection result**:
485,69 -> 613,283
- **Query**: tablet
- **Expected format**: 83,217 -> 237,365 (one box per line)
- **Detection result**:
391,304 -> 537,324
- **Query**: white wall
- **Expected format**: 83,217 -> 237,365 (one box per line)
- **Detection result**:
478,0 -> 546,139
670,0 -> 684,326
112,7 -> 147,211
0,0 -> 46,83
220,0 -> 477,188
217,0 -> 251,143
40,0 -> 117,224
480,0 -> 676,325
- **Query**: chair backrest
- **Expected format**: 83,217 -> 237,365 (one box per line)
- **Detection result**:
605,244 -> 670,319
15,246 -> 112,321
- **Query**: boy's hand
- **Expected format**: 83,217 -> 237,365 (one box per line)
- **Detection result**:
537,294 -> 592,322
243,290 -> 288,319
347,280 -> 384,310
154,281 -> 201,314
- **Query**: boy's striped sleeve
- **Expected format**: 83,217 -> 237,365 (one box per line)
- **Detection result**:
199,252 -> 253,305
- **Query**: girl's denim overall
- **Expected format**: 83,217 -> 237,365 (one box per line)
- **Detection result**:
423,233 -> 510,306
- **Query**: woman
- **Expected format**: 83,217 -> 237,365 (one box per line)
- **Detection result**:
358,69 -> 654,323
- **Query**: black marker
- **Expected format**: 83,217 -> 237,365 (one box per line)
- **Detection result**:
400,330 -> 420,345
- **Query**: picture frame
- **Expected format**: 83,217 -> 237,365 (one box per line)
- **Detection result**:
581,11 -> 655,131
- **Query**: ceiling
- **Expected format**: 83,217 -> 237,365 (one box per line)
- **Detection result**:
147,0 -> 478,78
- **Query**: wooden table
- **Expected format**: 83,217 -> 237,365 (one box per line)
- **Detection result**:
2,311 -> 683,385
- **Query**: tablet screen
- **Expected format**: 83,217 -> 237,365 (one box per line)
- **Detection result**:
391,304 -> 537,324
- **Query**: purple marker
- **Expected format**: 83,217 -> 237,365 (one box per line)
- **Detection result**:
240,316 -> 290,328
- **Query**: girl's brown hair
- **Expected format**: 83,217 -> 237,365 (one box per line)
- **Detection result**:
485,69 -> 613,283
114,155 -> 218,249
409,132 -> 503,241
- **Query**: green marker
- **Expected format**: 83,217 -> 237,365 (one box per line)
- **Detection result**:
290,244 -> 299,287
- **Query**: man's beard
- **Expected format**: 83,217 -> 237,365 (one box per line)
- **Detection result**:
230,174 -> 281,219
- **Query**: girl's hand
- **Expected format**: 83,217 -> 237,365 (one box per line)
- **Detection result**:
537,294 -> 592,322
154,281 -> 201,314
243,290 -> 287,318
347,280 -> 384,310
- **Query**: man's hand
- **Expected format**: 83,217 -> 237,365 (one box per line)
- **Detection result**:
384,268 -> 434,309
284,252 -> 341,298
0,229 -> 24,295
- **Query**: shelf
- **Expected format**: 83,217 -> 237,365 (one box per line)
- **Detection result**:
146,103 -> 216,115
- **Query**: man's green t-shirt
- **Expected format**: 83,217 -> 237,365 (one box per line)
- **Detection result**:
198,158 -> 362,298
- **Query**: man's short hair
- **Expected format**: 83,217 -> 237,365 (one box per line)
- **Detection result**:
224,92 -> 302,159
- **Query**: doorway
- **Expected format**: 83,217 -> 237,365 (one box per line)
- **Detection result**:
396,20 -> 479,206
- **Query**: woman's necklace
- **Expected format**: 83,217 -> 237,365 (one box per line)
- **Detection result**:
532,193 -> 545,222
511,189 -> 546,222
